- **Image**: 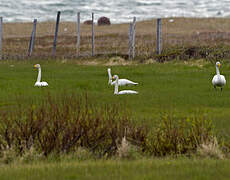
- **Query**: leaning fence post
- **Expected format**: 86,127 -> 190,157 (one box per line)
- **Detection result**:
156,18 -> 162,55
77,12 -> 80,56
92,12 -> 95,56
28,19 -> 37,56
52,11 -> 61,56
129,23 -> 132,59
0,17 -> 2,60
132,17 -> 136,59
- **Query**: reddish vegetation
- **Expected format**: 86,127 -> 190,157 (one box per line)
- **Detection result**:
83,20 -> 93,25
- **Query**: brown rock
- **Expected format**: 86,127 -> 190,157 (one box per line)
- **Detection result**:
83,20 -> 93,25
97,17 -> 111,26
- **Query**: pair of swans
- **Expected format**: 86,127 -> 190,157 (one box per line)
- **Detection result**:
212,61 -> 226,91
107,68 -> 138,94
34,64 -> 48,87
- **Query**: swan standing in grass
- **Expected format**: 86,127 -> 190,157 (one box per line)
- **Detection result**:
107,68 -> 138,86
113,75 -> 138,94
34,64 -> 48,87
212,61 -> 226,91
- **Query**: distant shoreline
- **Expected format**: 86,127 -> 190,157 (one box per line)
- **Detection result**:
3,17 -> 230,24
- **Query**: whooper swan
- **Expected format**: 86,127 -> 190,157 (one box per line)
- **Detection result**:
108,68 -> 138,86
34,64 -> 48,87
113,75 -> 138,95
212,61 -> 226,91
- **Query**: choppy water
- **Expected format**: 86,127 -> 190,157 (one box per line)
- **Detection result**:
1,0 -> 230,23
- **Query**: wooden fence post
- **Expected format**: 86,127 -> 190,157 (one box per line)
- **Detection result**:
129,23 -> 132,59
77,12 -> 80,56
0,17 -> 2,60
92,12 -> 95,56
156,18 -> 162,55
28,19 -> 37,56
132,17 -> 136,59
52,11 -> 61,56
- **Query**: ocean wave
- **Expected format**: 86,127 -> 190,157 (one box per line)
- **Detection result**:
0,0 -> 230,23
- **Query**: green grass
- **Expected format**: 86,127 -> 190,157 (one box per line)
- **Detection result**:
0,59 -> 230,130
1,59 -> 230,179
0,158 -> 230,180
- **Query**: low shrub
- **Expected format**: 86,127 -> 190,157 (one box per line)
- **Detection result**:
155,45 -> 230,62
144,113 -> 217,156
0,93 -> 147,160
0,93 -> 228,163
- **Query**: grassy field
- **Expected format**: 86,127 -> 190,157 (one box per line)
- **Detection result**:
1,158 -> 230,180
1,59 -> 230,130
1,58 -> 230,179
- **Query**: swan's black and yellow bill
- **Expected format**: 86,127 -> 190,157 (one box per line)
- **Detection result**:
34,64 -> 37,68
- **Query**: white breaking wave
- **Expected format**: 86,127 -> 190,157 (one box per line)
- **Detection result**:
1,0 -> 230,23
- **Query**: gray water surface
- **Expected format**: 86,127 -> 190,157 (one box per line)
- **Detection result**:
1,0 -> 230,23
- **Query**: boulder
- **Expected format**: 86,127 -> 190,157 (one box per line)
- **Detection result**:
97,17 -> 111,26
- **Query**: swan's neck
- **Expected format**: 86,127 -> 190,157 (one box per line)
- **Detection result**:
216,66 -> 220,76
37,68 -> 41,82
108,69 -> 112,83
114,78 -> 119,94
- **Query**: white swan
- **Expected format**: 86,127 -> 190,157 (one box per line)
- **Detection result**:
212,61 -> 226,90
107,68 -> 138,86
113,75 -> 138,95
34,64 -> 48,87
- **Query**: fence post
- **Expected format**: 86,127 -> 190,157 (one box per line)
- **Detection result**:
156,18 -> 162,55
129,23 -> 132,59
132,17 -> 136,59
52,11 -> 61,56
77,12 -> 80,56
0,17 -> 2,60
92,12 -> 95,56
28,19 -> 37,56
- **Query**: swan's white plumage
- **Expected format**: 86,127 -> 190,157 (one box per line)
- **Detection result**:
34,64 -> 48,87
108,68 -> 113,85
113,75 -> 138,95
34,81 -> 48,87
115,90 -> 138,95
212,75 -> 226,87
107,68 -> 138,86
212,61 -> 226,90
110,79 -> 138,86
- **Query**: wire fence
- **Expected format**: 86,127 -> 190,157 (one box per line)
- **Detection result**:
1,12 -> 230,60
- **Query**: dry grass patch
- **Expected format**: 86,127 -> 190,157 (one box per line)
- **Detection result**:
105,57 -> 134,66
197,137 -> 224,159
117,136 -> 130,158
3,18 -> 230,60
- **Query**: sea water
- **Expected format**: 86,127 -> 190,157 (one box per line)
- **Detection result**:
1,0 -> 230,23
